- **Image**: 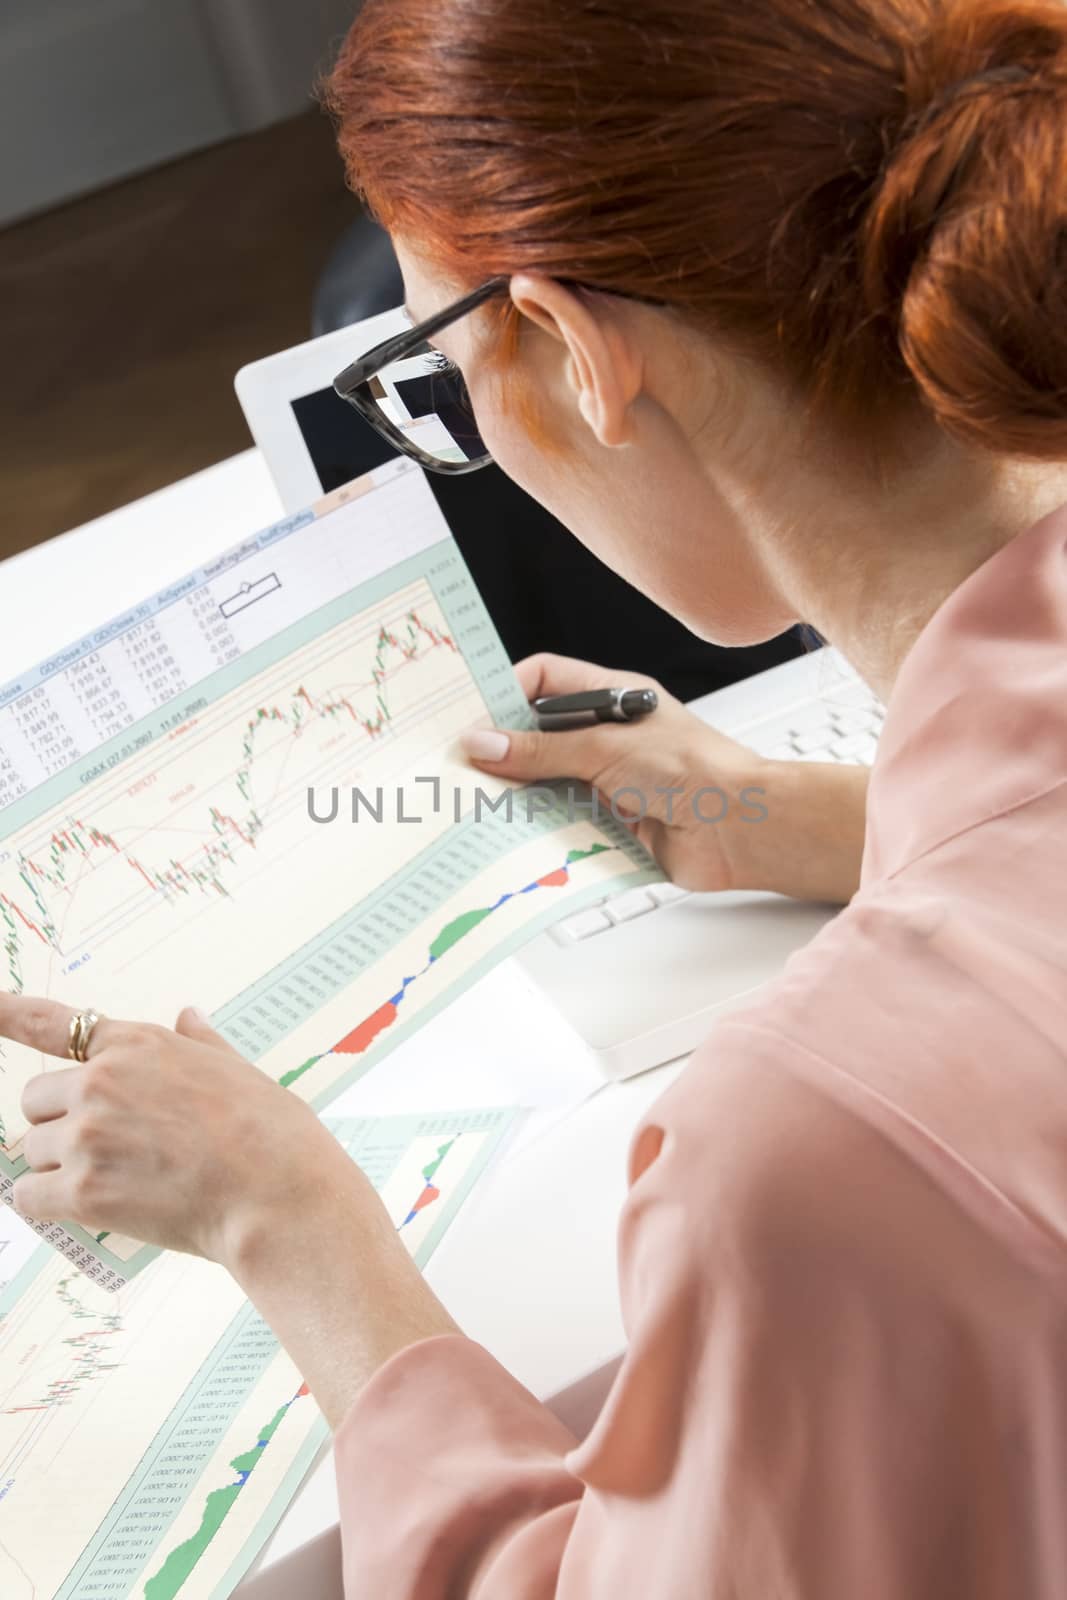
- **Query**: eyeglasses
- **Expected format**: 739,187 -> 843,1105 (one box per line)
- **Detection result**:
332,276 -> 511,476
333,275 -> 668,475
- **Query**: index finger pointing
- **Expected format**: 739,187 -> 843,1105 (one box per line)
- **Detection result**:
0,994 -> 78,1058
0,994 -> 115,1062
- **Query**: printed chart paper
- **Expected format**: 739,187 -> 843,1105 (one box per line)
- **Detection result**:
0,459 -> 660,1281
0,1106 -> 519,1600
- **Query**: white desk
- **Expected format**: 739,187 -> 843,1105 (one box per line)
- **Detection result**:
0,451 -> 686,1586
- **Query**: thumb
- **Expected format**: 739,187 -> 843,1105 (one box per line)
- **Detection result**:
174,1006 -> 244,1055
460,723 -> 616,785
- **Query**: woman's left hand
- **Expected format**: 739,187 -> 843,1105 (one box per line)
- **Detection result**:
3,994 -> 463,1426
4,996 -> 351,1265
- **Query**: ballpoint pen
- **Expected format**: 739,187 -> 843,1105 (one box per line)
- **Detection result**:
532,687 -> 658,730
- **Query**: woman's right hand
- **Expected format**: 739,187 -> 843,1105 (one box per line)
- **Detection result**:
460,653 -> 869,905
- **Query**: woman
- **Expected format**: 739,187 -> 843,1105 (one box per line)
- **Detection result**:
7,0 -> 1067,1592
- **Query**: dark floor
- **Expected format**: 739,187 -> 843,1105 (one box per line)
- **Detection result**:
2,109 -> 358,563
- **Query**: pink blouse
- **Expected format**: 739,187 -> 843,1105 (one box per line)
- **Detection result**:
335,503 -> 1067,1597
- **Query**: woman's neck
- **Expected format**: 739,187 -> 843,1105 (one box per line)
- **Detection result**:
719,400 -> 1067,702
801,462 -> 1067,702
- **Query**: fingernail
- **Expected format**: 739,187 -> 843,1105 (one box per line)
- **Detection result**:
461,729 -> 510,763
188,1006 -> 212,1026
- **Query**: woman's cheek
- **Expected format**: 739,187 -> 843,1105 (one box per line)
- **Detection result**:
471,375 -> 791,644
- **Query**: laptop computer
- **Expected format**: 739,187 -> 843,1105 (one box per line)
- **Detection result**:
235,323 -> 881,1080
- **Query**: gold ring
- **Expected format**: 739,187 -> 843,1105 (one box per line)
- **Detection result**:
68,1009 -> 102,1063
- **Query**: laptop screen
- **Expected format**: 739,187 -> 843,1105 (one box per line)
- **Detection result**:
291,386 -> 396,491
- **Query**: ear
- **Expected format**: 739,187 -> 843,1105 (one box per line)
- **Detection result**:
508,274 -> 644,448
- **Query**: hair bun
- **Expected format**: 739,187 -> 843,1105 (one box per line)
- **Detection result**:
861,0 -> 1067,458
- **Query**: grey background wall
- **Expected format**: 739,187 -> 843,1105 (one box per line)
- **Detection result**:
0,0 -> 361,225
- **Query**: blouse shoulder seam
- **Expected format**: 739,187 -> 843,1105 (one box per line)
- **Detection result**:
879,771 -> 1067,885
701,1016 -> 1067,1273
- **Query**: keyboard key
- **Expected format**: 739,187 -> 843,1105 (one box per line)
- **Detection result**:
791,727 -> 835,754
605,888 -> 657,923
785,703 -> 837,735
850,735 -> 880,766
827,680 -> 880,708
766,741 -> 799,760
830,731 -> 878,761
649,881 -> 690,906
549,907 -> 613,944
830,708 -> 877,735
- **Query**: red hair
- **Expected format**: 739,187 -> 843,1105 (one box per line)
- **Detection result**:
323,0 -> 1067,460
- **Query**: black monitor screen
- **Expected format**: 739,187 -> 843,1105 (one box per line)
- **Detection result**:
291,387 -> 396,492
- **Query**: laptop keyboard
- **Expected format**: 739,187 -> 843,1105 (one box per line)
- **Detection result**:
742,685 -> 884,766
548,682 -> 885,947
